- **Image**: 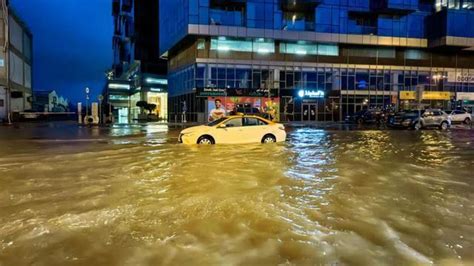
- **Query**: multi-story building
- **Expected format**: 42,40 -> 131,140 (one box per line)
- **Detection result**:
106,0 -> 168,123
0,0 -> 33,122
160,0 -> 474,122
33,90 -> 69,112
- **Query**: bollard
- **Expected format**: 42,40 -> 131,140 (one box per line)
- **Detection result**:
77,102 -> 83,124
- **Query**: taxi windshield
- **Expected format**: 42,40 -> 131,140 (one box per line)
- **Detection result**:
207,117 -> 227,126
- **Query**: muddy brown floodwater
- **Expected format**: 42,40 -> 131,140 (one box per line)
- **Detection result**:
0,124 -> 473,265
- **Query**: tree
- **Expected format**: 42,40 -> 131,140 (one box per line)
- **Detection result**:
136,101 -> 148,114
145,103 -> 157,115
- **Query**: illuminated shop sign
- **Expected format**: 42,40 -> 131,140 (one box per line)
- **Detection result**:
196,88 -> 278,98
145,78 -> 168,85
456,92 -> 474,101
108,83 -> 131,90
298,90 -> 325,98
448,72 -> 474,83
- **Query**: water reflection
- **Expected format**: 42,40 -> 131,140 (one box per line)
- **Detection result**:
0,126 -> 473,265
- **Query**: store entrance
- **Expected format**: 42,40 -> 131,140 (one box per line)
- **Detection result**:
354,104 -> 367,113
302,103 -> 317,121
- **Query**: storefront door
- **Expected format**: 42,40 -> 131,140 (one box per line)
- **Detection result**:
302,103 -> 317,121
354,104 -> 366,113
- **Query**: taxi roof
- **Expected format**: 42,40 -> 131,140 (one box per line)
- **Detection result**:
223,114 -> 275,124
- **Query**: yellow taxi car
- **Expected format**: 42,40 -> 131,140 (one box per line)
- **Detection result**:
178,115 -> 286,144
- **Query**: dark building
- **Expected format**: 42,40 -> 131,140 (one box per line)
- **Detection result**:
160,0 -> 474,123
106,0 -> 168,123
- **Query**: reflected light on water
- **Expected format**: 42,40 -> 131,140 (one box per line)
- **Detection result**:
0,127 -> 473,265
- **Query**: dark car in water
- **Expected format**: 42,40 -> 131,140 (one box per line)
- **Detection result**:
345,109 -> 383,124
236,106 -> 273,120
388,111 -> 420,128
388,109 -> 451,130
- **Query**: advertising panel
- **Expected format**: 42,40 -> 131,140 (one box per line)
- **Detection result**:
207,97 -> 280,122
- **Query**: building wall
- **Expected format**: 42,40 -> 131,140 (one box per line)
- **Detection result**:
0,3 -> 33,118
160,0 -> 474,54
160,0 -> 474,121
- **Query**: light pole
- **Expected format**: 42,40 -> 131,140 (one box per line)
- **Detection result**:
98,94 -> 103,124
85,87 -> 90,118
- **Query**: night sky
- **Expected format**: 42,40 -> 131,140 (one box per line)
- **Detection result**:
10,0 -> 113,104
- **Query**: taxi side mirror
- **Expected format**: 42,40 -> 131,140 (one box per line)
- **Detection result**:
217,124 -> 226,129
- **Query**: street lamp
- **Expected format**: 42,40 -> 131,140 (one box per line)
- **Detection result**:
85,87 -> 90,118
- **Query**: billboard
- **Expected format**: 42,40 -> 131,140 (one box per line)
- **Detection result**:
207,97 -> 280,122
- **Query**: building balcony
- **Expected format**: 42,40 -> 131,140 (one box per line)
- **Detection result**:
370,0 -> 418,15
280,0 -> 322,12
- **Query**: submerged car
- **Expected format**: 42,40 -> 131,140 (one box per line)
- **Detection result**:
178,115 -> 286,144
389,109 -> 451,130
448,110 -> 472,124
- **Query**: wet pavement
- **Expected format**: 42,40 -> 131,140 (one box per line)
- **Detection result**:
0,122 -> 473,265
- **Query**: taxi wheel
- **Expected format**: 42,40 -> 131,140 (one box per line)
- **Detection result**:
464,118 -> 471,124
262,134 -> 276,144
197,136 -> 214,145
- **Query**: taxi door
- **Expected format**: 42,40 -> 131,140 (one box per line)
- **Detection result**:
212,118 -> 244,144
242,117 -> 268,143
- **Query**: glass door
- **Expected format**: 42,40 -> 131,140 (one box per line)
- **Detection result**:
302,103 -> 318,121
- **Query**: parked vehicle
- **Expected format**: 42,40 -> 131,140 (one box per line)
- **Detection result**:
448,110 -> 472,124
388,111 -> 421,129
237,106 -> 275,119
389,109 -> 451,130
178,115 -> 286,145
345,109 -> 383,124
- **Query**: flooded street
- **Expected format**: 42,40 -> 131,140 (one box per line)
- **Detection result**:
0,124 -> 473,265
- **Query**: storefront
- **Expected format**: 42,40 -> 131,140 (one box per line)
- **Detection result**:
146,90 -> 168,120
106,75 -> 168,123
399,90 -> 452,110
456,92 -> 474,111
280,89 -> 340,122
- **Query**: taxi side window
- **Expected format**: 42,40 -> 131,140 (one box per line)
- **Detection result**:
225,118 -> 243,127
244,118 -> 268,126
244,118 -> 259,126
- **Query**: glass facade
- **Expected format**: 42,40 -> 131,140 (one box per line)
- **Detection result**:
160,0 -> 474,122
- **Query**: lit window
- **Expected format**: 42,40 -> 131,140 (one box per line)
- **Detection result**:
280,42 -> 339,56
405,49 -> 429,60
197,39 -> 205,50
210,37 -> 275,53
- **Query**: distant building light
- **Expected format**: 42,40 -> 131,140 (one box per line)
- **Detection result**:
150,88 -> 164,92
257,48 -> 270,54
217,45 -> 230,51
108,83 -> 130,90
296,50 -> 307,55
145,78 -> 168,85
